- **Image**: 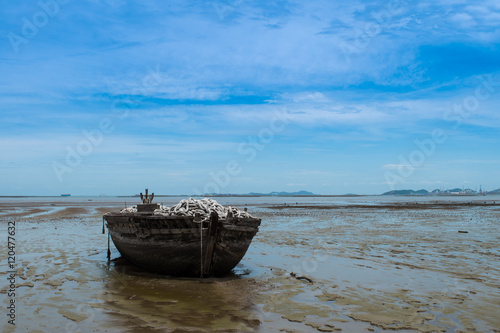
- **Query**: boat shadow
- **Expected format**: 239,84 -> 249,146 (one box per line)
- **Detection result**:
108,255 -> 253,281
95,255 -> 262,332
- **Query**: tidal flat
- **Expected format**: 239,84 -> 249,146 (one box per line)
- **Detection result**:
1,196 -> 499,332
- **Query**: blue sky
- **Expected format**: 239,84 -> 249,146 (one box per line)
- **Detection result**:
1,0 -> 499,195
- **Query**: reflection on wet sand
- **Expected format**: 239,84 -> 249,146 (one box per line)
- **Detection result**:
93,261 -> 261,332
1,198 -> 500,332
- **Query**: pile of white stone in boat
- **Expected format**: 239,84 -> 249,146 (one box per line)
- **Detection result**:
120,205 -> 137,213
153,197 -> 253,221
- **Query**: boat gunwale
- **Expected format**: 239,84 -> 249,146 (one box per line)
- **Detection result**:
104,212 -> 261,223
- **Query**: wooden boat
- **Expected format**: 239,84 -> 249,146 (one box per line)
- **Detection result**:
103,190 -> 261,277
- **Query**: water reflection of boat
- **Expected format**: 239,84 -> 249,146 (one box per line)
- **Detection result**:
103,189 -> 261,277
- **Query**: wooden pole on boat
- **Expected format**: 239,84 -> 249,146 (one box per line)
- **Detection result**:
203,211 -> 221,277
102,216 -> 105,234
197,213 -> 203,278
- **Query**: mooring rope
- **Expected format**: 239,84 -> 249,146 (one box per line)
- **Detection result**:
200,217 -> 203,278
151,198 -> 253,220
107,229 -> 111,261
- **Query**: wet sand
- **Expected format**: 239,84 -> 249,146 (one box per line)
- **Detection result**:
1,198 -> 500,332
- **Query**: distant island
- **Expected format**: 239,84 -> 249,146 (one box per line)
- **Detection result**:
382,188 -> 500,196
247,190 -> 315,196
201,190 -> 317,197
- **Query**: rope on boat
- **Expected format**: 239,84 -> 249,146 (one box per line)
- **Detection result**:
124,197 -> 255,221
121,205 -> 137,213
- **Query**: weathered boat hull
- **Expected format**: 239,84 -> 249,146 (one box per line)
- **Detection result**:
104,213 -> 260,277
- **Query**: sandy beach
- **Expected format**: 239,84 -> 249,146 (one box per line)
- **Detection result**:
1,196 -> 500,332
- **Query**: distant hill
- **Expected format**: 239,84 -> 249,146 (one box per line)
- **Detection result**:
200,190 -> 316,196
248,190 -> 315,196
384,187 -> 500,195
382,189 -> 429,195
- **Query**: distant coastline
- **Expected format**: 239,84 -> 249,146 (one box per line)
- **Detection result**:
382,188 -> 500,196
1,188 -> 500,197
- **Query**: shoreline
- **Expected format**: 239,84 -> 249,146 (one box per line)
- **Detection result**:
2,197 -> 500,220
269,201 -> 500,210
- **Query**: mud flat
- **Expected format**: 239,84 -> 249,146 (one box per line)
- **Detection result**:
1,197 -> 499,332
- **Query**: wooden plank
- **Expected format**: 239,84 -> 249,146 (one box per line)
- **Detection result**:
202,211 -> 222,276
